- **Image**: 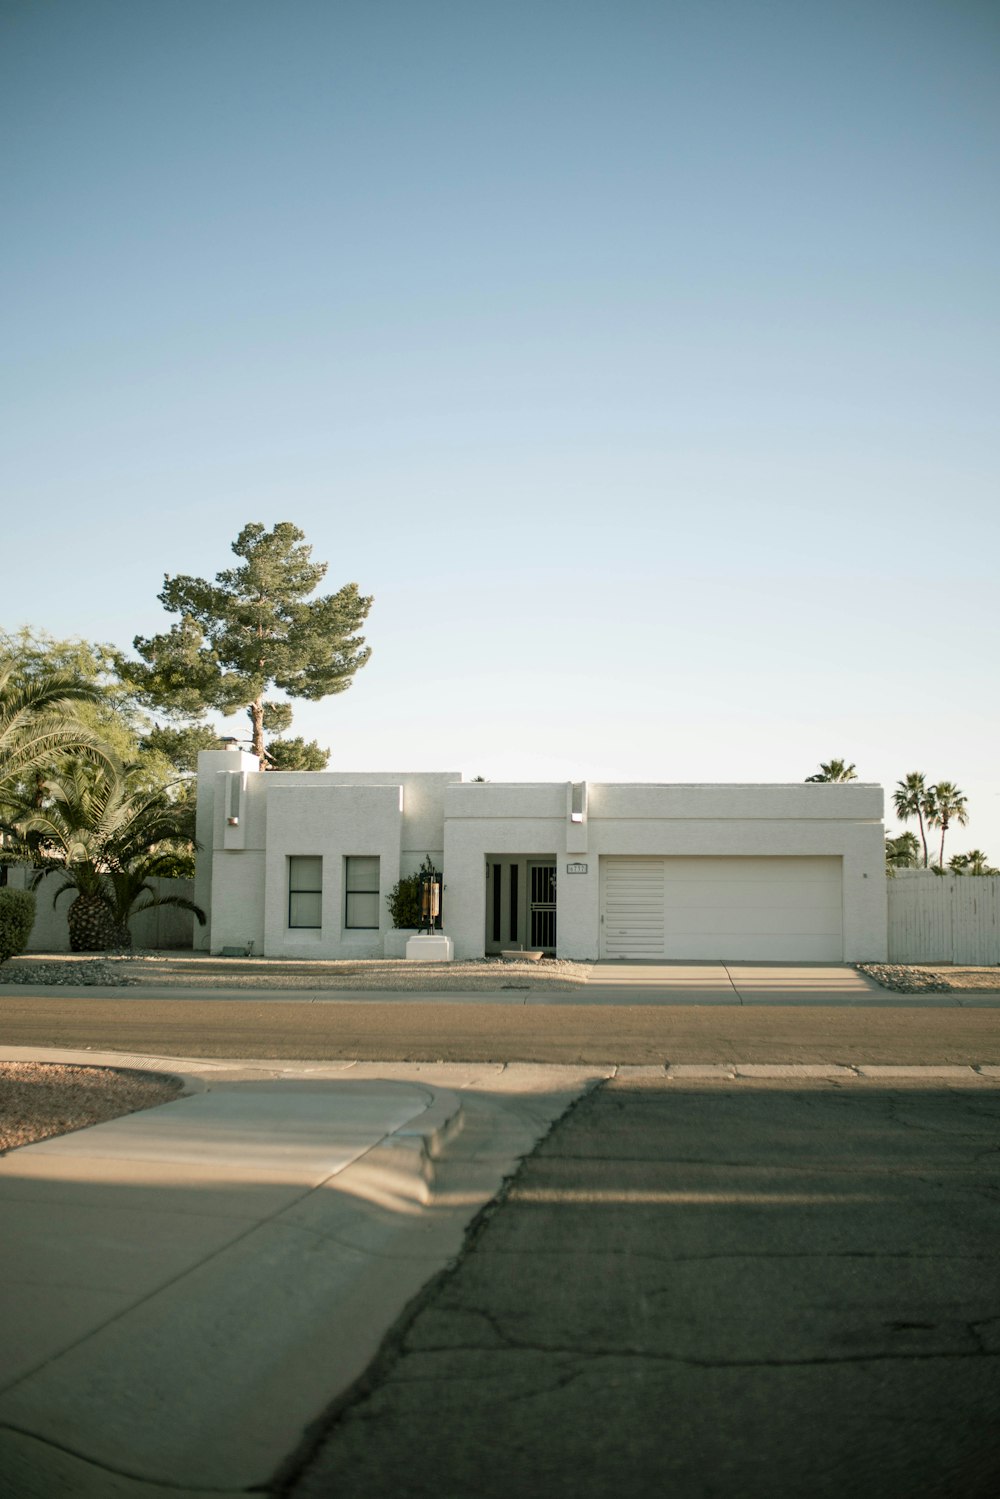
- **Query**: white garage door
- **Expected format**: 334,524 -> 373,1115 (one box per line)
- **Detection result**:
601,856 -> 844,961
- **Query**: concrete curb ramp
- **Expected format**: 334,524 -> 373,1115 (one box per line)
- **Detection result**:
0,1058 -> 602,1496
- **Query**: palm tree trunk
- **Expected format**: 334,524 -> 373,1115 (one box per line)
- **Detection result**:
939,818 -> 948,870
917,811 -> 928,868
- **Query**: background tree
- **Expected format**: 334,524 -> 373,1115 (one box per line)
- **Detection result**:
0,629 -> 211,800
805,759 -> 857,783
885,830 -> 920,873
265,737 -> 330,771
927,780 -> 968,870
120,522 -> 372,761
138,723 -> 224,776
0,659 -> 113,809
248,701 -> 330,771
892,772 -> 934,868
948,849 -> 998,876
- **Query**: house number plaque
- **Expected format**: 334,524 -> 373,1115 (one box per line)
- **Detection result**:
566,862 -> 588,874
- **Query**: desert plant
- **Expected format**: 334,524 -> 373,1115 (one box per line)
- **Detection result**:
385,857 -> 441,929
0,887 -> 35,962
15,761 -> 203,951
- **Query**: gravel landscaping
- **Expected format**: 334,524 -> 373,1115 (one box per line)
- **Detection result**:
0,958 -> 138,986
0,1061 -> 183,1153
858,963 -> 1000,994
0,951 -> 592,991
858,963 -> 954,993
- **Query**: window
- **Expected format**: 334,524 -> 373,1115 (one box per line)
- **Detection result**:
288,856 -> 322,928
345,855 -> 380,929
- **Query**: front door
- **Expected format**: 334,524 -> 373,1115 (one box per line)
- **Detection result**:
485,858 -> 557,954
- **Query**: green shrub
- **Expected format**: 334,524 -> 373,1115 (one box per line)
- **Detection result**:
0,887 -> 36,963
385,857 -> 441,929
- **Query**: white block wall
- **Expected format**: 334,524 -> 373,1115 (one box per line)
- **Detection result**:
196,755 -> 460,957
5,866 -> 199,952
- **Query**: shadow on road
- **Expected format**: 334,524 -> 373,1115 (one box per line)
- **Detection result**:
285,1078 -> 1000,1499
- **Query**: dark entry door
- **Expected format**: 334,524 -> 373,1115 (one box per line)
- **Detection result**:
485,858 -> 557,953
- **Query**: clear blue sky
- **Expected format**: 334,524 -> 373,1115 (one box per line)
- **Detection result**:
3,0 -> 998,858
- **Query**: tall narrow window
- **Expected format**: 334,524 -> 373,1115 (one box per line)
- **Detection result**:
345,856 -> 380,929
289,856 -> 322,928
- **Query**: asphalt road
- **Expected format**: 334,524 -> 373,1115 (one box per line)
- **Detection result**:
2,994 -> 1000,1064
284,1075 -> 1000,1499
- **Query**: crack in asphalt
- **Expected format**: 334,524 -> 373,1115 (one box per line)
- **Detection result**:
387,1342 -> 1000,1371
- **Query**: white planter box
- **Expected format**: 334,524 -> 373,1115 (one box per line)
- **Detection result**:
405,933 -> 455,962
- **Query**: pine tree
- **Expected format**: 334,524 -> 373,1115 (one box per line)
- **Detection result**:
120,523 -> 372,760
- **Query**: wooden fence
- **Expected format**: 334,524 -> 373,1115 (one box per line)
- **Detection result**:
888,871 -> 1000,964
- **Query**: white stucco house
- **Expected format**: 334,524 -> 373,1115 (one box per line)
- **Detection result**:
195,749 -> 888,962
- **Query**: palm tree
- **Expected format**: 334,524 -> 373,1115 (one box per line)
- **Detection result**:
948,849 -> 997,876
0,665 -> 114,805
806,759 -> 857,783
15,761 -> 204,951
885,830 -> 920,873
892,772 -> 935,868
926,781 -> 969,871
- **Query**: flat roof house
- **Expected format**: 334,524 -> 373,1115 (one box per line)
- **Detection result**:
195,750 -> 888,963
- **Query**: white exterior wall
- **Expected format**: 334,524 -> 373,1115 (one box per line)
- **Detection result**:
263,783 -> 402,958
587,784 -> 886,963
197,763 -> 888,962
194,748 -> 260,950
444,784 -> 568,960
444,781 -> 887,961
196,757 -> 459,957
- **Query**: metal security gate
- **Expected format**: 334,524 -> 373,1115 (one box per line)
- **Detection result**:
485,857 -> 557,953
529,863 -> 557,950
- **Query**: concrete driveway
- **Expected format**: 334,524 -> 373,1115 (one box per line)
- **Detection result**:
578,961 -> 885,1005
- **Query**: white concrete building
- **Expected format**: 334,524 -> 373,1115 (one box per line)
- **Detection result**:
196,750 -> 888,962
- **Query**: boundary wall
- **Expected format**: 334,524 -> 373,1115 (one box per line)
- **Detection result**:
888,872 -> 1000,964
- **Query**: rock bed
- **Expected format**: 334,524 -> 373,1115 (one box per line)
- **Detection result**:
0,959 -> 138,986
0,1061 -> 181,1152
857,963 -> 953,993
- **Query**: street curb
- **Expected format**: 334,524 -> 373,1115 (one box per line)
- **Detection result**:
610,1063 -> 1000,1082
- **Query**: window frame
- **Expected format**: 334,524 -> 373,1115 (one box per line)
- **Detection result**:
288,855 -> 323,930
345,855 -> 380,930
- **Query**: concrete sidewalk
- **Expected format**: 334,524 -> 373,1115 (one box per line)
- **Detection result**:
0,1051 -> 604,1497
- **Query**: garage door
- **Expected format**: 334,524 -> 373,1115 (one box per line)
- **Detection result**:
601,856 -> 844,961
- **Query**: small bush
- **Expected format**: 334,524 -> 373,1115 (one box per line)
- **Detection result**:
0,888 -> 36,963
385,857 -> 442,929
